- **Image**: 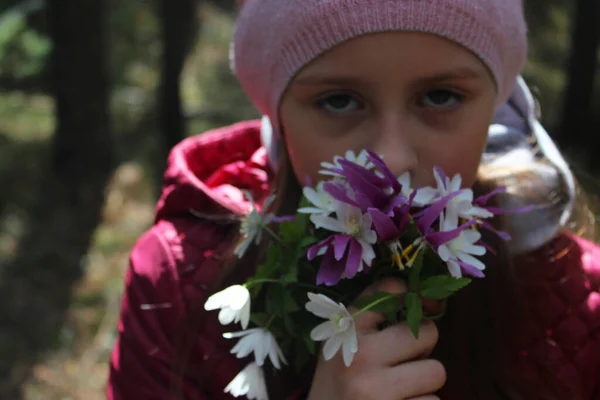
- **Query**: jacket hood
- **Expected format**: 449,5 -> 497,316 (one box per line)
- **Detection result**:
155,120 -> 272,222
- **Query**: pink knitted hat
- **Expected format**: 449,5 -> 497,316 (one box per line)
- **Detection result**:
232,0 -> 528,136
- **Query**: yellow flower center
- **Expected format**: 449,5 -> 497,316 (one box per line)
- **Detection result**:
331,313 -> 346,333
347,215 -> 361,236
389,239 -> 423,270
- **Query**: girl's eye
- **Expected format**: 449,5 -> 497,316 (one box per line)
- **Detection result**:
420,89 -> 464,109
316,93 -> 361,114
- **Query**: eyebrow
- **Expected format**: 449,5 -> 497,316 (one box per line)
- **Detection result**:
294,67 -> 485,87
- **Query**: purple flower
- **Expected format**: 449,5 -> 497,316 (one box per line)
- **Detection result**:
322,153 -> 409,216
308,202 -> 377,286
435,211 -> 488,278
308,234 -> 376,286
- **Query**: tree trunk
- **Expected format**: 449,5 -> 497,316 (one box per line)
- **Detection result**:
49,0 -> 113,178
558,0 -> 600,164
0,0 -> 114,396
158,0 -> 199,154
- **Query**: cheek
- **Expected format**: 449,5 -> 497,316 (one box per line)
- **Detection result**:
423,127 -> 488,187
281,106 -> 338,184
285,132 -> 325,184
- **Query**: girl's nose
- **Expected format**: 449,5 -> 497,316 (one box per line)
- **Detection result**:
369,114 -> 418,178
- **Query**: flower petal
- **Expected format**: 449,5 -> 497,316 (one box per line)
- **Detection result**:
412,186 -> 438,206
311,321 -> 336,341
426,218 -> 477,248
298,206 -> 326,215
310,214 -> 345,232
306,293 -> 342,318
358,239 -> 376,265
457,252 -> 486,271
437,244 -> 451,262
316,249 -> 345,286
323,182 -> 361,208
267,336 -> 284,369
473,186 -> 506,206
416,192 -> 459,234
307,237 -> 332,260
368,208 -> 399,241
344,239 -> 363,279
457,260 -> 486,278
240,300 -> 251,329
333,234 -> 351,260
218,308 -> 237,325
433,166 -> 447,191
461,242 -> 486,256
224,362 -> 268,399
342,331 -> 358,367
322,334 -> 344,361
447,259 -> 462,278
366,150 -> 402,193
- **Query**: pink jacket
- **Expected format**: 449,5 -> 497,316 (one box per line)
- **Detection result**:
108,120 -> 600,399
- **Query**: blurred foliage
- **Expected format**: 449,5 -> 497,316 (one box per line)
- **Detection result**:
0,0 -> 597,399
0,3 -> 50,78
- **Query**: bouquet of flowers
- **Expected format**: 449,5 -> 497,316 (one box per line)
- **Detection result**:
204,150 -> 512,400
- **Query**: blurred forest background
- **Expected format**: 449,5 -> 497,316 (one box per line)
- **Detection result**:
0,0 -> 598,399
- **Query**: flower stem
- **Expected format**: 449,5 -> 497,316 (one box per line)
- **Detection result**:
295,283 -> 340,297
264,315 -> 276,330
245,279 -> 340,298
245,278 -> 280,288
262,225 -> 282,242
351,293 -> 404,318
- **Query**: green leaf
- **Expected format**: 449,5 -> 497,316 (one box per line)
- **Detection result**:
299,236 -> 319,249
407,248 -> 426,291
279,220 -> 304,243
283,290 -> 300,312
354,291 -> 403,315
266,285 -> 283,316
281,258 -> 298,284
266,285 -> 300,317
405,292 -> 423,339
250,312 -> 270,327
254,245 -> 282,280
303,334 -> 317,355
294,337 -> 311,373
284,313 -> 296,334
419,275 -> 471,299
279,209 -> 310,245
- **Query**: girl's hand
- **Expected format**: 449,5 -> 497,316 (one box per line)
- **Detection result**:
307,278 -> 446,400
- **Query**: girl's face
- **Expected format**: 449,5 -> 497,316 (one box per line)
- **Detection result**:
279,32 -> 497,188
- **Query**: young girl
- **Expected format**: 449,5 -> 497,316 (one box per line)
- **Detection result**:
107,1 -> 600,399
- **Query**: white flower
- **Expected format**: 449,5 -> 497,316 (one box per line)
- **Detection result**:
224,362 -> 269,400
235,191 -> 276,258
437,213 -> 487,278
224,328 -> 287,370
298,181 -> 338,216
319,149 -> 375,177
204,285 -> 251,329
306,293 -> 358,367
445,188 -> 494,225
397,172 -> 438,206
310,202 -> 377,271
430,168 -> 493,227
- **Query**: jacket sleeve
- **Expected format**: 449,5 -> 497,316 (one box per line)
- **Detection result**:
107,227 -> 210,400
107,224 -> 310,400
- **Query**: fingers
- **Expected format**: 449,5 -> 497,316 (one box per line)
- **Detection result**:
385,359 -> 447,399
421,297 -> 443,315
364,320 -> 439,365
351,278 -> 408,333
